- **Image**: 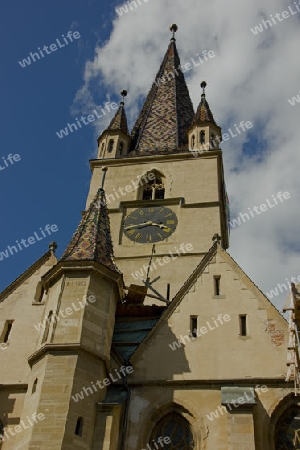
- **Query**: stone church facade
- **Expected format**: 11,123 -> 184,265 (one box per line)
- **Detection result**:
0,26 -> 299,450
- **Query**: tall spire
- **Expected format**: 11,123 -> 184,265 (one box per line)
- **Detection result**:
61,188 -> 120,273
129,24 -> 194,156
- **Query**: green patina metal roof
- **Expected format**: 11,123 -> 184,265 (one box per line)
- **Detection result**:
112,306 -> 164,360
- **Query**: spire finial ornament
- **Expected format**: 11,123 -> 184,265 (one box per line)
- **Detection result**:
169,24 -> 178,41
49,241 -> 57,254
212,233 -> 221,244
120,89 -> 127,105
201,81 -> 207,97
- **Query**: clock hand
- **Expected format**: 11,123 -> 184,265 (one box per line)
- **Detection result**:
124,221 -> 153,230
149,222 -> 171,230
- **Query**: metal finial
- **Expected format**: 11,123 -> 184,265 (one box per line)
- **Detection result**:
120,89 -> 127,105
49,241 -> 57,253
101,167 -> 108,188
201,81 -> 207,96
170,24 -> 178,41
212,233 -> 221,244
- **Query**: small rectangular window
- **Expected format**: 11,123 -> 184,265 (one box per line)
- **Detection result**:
214,276 -> 221,296
239,315 -> 247,336
191,316 -> 198,338
1,320 -> 14,343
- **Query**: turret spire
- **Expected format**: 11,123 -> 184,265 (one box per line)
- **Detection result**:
61,188 -> 120,273
192,81 -> 217,126
187,82 -> 222,152
106,90 -> 129,135
97,90 -> 131,159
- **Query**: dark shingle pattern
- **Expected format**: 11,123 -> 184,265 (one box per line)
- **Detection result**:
61,188 -> 120,273
129,40 -> 194,156
192,93 -> 217,126
108,103 -> 129,135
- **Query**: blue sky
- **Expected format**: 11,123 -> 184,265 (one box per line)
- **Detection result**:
1,0 -> 300,312
0,0 -> 117,291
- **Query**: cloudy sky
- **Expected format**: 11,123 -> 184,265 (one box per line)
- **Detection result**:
1,0 -> 299,312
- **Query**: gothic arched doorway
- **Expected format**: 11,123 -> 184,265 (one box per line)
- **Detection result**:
150,412 -> 194,449
275,405 -> 300,449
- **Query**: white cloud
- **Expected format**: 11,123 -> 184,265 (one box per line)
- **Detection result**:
73,0 -> 300,311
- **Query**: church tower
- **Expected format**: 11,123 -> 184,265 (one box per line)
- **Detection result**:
87,25 -> 229,301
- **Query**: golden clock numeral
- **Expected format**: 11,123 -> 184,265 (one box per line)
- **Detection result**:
157,233 -> 163,239
130,215 -> 137,219
147,234 -> 152,242
159,208 -> 164,213
167,220 -> 175,224
164,213 -> 173,218
148,207 -> 154,213
127,230 -> 136,236
135,233 -> 142,241
138,209 -> 144,215
163,227 -> 171,233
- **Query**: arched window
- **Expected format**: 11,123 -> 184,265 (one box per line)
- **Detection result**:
32,378 -> 38,394
150,412 -> 194,450
141,172 -> 165,200
75,417 -> 83,437
200,131 -> 205,144
108,139 -> 114,153
42,311 -> 53,343
275,405 -> 300,449
119,142 -> 124,156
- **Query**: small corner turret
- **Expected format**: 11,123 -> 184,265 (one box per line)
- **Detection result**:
187,81 -> 222,154
97,90 -> 131,159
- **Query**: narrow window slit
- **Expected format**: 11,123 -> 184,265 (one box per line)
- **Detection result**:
75,417 -> 83,437
239,315 -> 247,336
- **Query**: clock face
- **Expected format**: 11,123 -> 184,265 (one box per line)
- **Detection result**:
123,206 -> 178,243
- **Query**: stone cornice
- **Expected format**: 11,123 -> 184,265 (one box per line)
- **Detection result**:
89,149 -> 221,170
28,343 -> 110,367
41,260 -> 124,300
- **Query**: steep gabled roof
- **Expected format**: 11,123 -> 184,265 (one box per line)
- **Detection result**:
129,242 -> 287,363
129,38 -> 194,156
0,246 -> 57,302
61,188 -> 120,274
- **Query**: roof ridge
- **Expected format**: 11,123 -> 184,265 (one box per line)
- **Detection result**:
0,249 -> 56,301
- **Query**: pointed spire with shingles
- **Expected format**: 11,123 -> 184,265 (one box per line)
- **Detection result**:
192,82 -> 217,126
61,188 -> 121,273
129,34 -> 194,156
107,101 -> 129,135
